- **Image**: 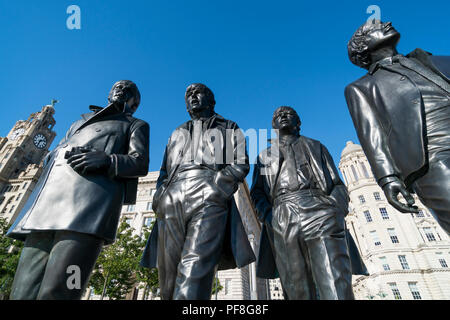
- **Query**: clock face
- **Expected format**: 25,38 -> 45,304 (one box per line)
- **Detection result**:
10,128 -> 25,140
33,134 -> 47,149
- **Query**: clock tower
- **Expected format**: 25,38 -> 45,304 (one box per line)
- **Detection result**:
0,104 -> 57,223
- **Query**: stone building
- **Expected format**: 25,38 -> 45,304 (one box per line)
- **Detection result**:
339,141 -> 450,300
0,104 -> 56,224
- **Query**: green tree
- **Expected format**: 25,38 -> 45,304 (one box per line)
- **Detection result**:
135,223 -> 159,299
211,276 -> 223,299
88,219 -> 150,300
0,217 -> 23,300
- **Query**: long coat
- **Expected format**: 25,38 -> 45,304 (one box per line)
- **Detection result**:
250,135 -> 367,278
345,49 -> 450,188
140,113 -> 256,270
8,104 -> 149,245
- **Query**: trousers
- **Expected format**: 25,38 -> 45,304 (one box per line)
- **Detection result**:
156,174 -> 229,300
10,230 -> 103,300
269,190 -> 354,300
413,152 -> 450,234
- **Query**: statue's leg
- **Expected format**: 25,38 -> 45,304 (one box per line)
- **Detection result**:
9,232 -> 54,300
36,230 -> 104,300
412,154 -> 450,235
270,200 -> 315,300
172,177 -> 228,300
156,181 -> 188,300
305,210 -> 354,300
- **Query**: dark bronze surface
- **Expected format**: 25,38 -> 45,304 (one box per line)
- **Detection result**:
250,107 -> 365,300
140,83 -> 255,300
8,80 -> 149,299
346,20 -> 450,233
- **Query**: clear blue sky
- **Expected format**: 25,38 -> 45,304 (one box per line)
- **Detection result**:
1,1 -> 449,180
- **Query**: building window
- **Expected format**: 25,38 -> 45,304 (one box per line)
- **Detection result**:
373,192 -> 381,201
408,282 -> 422,300
387,228 -> 399,244
125,217 -> 133,225
9,205 -> 15,213
438,258 -> 448,268
358,195 -> 366,204
415,210 -> 425,218
423,227 -> 436,242
16,193 -> 22,201
389,283 -> 402,300
126,204 -> 135,212
398,255 -> 410,270
22,182 -> 28,190
143,217 -> 154,227
351,165 -> 359,181
363,210 -> 373,223
360,163 -> 370,178
224,279 -> 232,295
342,171 -> 348,185
146,202 -> 152,211
379,256 -> 390,271
370,231 -> 381,246
379,208 -> 389,220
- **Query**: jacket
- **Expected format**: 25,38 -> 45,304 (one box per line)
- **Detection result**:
7,104 -> 149,244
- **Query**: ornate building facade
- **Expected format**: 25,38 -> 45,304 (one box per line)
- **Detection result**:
0,105 -> 56,224
339,141 -> 450,300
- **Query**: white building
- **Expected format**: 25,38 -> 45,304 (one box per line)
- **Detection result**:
339,141 -> 450,300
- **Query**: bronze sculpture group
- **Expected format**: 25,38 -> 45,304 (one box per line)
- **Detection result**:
6,20 -> 449,300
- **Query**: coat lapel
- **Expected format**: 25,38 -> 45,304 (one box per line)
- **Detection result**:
399,55 -> 450,93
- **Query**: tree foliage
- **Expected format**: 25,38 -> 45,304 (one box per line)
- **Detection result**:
88,219 -> 156,300
0,217 -> 23,299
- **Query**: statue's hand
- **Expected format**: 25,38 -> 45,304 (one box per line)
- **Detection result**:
381,177 -> 419,213
67,150 -> 111,175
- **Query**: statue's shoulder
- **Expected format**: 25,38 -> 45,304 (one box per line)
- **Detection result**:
346,73 -> 373,91
213,113 -> 238,129
299,135 -> 320,146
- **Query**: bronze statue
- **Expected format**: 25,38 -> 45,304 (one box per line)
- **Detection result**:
140,83 -> 255,300
251,106 -> 366,300
7,80 -> 150,299
346,20 -> 450,233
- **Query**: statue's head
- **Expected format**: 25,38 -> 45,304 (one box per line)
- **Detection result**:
185,83 -> 216,116
348,20 -> 400,69
272,106 -> 301,135
108,80 -> 141,113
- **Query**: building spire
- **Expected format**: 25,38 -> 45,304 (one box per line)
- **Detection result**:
50,99 -> 59,108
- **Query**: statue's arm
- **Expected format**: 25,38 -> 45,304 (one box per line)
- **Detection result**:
250,157 -> 272,223
109,120 -> 150,178
344,83 -> 398,184
213,123 -> 250,198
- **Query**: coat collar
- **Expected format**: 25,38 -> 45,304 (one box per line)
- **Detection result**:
78,104 -> 128,131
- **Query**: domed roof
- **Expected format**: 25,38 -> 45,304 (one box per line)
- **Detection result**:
341,141 -> 363,158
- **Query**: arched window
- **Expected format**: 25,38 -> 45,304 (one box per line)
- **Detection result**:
360,162 -> 370,178
351,165 -> 359,181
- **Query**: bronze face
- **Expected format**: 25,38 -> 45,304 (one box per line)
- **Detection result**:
365,21 -> 400,52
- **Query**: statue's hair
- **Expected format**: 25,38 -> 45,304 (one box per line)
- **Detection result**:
185,83 -> 216,110
347,20 -> 382,69
108,80 -> 141,109
272,106 -> 301,132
